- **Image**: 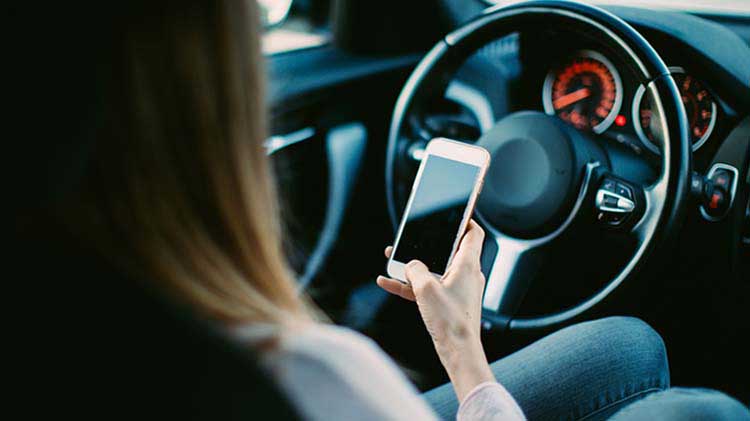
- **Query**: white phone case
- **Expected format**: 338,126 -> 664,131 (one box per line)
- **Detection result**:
387,138 -> 490,283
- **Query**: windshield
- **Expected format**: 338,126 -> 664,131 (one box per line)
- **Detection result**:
487,0 -> 750,14
593,0 -> 750,14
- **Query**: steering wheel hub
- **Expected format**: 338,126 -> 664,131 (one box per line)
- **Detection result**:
477,112 -> 585,238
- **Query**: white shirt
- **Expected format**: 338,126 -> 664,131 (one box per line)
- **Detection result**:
235,323 -> 526,420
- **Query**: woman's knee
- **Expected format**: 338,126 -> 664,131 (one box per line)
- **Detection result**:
490,317 -> 670,420
673,389 -> 750,420
610,388 -> 750,420
556,316 -> 670,388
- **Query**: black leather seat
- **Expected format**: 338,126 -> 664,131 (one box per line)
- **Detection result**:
11,227 -> 300,420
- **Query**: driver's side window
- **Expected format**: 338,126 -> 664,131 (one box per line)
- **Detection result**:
259,0 -> 330,54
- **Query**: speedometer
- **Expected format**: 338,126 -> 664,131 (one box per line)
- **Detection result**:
633,68 -> 717,153
542,50 -> 623,134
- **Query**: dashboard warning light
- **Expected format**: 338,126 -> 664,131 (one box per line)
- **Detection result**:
615,115 -> 627,127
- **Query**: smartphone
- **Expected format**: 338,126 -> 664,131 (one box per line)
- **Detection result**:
387,138 -> 490,282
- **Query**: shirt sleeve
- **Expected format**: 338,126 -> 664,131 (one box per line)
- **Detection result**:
257,324 -> 440,421
457,381 -> 526,421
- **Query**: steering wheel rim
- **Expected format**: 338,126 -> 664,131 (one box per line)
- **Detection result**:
385,0 -> 690,330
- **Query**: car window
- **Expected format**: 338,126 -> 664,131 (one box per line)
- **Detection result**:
259,0 -> 331,55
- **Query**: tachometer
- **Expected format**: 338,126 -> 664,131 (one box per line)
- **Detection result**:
542,50 -> 623,133
633,68 -> 717,153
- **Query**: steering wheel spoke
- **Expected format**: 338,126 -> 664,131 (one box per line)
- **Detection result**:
480,233 -> 548,330
632,177 -> 669,241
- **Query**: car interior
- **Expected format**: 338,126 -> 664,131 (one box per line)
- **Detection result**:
10,0 -> 749,417
267,0 -> 749,404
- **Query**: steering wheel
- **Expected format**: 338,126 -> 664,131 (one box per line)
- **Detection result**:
385,0 -> 690,331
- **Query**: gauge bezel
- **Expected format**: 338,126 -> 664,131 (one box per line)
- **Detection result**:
542,50 -> 624,134
632,66 -> 717,154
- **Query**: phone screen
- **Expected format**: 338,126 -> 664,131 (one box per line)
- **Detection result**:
394,154 -> 480,274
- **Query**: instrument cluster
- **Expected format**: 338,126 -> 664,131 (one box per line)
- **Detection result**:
541,50 -> 719,156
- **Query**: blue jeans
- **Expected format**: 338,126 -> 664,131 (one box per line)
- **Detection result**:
424,317 -> 750,420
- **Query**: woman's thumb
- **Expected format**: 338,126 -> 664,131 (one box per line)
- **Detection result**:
405,260 -> 439,297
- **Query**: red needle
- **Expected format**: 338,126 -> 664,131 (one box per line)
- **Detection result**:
553,87 -> 591,110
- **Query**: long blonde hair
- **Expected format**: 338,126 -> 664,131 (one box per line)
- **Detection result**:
60,0 -> 312,326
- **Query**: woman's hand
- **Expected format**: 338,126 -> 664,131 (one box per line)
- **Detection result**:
377,220 -> 495,401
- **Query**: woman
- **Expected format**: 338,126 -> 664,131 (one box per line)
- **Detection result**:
20,1 -> 749,420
